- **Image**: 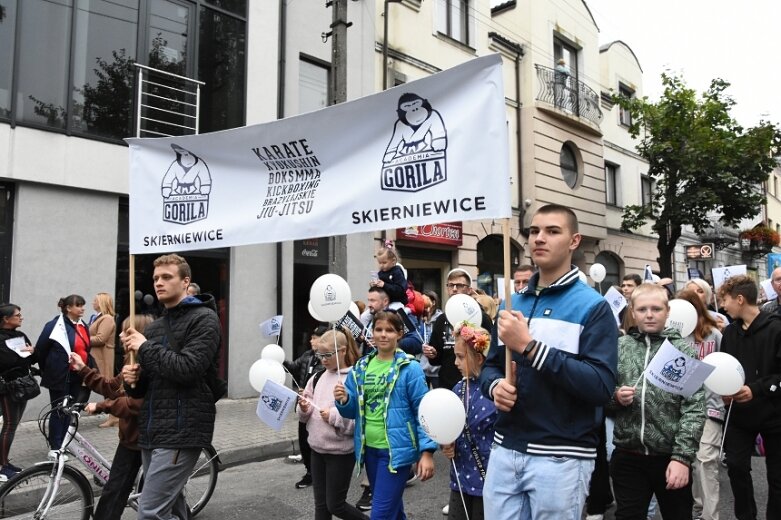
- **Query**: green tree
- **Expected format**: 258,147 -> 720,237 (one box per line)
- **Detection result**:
615,74 -> 781,277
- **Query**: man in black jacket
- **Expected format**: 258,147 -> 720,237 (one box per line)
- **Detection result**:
718,275 -> 781,520
422,268 -> 492,392
122,254 -> 221,520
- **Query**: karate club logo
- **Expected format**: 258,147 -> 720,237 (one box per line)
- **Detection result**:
661,356 -> 687,382
381,93 -> 448,193
262,395 -> 283,412
161,144 -> 212,224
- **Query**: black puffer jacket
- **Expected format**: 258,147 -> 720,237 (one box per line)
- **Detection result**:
127,295 -> 221,449
283,349 -> 321,389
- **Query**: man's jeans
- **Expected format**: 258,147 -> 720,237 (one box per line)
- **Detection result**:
483,444 -> 594,520
138,447 -> 200,520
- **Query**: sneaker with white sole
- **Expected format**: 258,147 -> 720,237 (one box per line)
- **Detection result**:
0,465 -> 19,481
442,505 -> 449,515
585,515 -> 604,520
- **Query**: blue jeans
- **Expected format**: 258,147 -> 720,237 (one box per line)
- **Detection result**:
483,444 -> 594,520
363,447 -> 411,520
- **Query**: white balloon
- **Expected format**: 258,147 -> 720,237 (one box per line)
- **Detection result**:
445,294 -> 482,326
666,299 -> 698,338
249,359 -> 286,393
310,274 -> 352,322
589,263 -> 607,283
417,388 -> 466,444
261,344 -> 286,364
348,302 -> 360,318
143,294 -> 154,305
577,271 -> 588,284
702,352 -> 745,395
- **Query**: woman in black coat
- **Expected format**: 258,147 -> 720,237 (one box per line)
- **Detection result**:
35,295 -> 92,453
0,303 -> 38,480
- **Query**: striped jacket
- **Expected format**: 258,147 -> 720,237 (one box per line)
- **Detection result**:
480,266 -> 618,458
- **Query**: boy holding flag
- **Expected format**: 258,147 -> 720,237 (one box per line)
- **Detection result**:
609,283 -> 705,519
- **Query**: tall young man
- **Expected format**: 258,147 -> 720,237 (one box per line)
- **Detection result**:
480,204 -> 618,519
122,254 -> 221,520
718,275 -> 781,520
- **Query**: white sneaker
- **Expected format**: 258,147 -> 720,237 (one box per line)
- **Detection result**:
287,454 -> 302,463
442,505 -> 449,515
585,515 -> 604,520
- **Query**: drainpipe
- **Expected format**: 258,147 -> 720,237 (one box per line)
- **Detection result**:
515,49 -> 524,237
275,0 -> 287,316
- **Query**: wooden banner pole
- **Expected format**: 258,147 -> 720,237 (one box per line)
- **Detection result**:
502,219 -> 513,383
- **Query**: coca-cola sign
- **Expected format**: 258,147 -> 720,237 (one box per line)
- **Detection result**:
397,222 -> 462,246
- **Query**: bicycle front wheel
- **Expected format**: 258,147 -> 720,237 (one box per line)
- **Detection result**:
185,446 -> 220,516
0,463 -> 93,520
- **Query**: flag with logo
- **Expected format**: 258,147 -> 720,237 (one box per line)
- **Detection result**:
712,265 -> 747,290
259,315 -> 284,337
256,379 -> 299,431
49,315 -> 71,355
644,339 -> 715,398
603,286 -> 626,326
126,54 -> 510,254
644,264 -> 654,282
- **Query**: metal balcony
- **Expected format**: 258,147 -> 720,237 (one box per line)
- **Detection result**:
534,64 -> 603,126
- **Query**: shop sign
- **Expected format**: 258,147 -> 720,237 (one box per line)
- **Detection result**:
294,238 -> 329,265
397,222 -> 462,246
685,243 -> 715,260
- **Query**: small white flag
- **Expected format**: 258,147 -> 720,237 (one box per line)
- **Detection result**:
259,315 -> 284,337
604,286 -> 627,326
644,264 -> 655,282
712,265 -> 747,290
49,315 -> 71,355
761,278 -> 777,301
644,339 -> 715,398
256,379 -> 299,430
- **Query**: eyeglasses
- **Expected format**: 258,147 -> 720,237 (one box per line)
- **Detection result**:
446,283 -> 469,290
11,313 -> 22,318
314,351 -> 337,359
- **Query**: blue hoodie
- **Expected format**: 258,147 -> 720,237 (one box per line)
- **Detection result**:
336,349 -> 437,471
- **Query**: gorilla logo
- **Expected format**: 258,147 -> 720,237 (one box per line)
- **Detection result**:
661,356 -> 687,382
161,143 -> 212,224
381,93 -> 448,192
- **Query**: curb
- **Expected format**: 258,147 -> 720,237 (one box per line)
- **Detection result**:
217,439 -> 300,470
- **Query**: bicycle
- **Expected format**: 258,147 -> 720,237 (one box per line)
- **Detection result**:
0,397 -> 219,519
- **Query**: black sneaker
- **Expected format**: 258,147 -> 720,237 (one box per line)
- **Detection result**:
356,487 -> 372,510
295,473 -> 312,488
5,462 -> 21,473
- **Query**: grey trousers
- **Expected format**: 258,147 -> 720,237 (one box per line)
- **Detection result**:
137,447 -> 200,520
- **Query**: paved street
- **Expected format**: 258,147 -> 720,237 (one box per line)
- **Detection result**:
3,397 -> 771,518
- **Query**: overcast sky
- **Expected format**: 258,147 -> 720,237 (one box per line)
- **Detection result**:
585,0 -> 779,128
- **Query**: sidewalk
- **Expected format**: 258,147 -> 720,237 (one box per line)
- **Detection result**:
9,398 -> 299,471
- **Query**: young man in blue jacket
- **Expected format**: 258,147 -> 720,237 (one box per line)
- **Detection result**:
480,204 -> 618,519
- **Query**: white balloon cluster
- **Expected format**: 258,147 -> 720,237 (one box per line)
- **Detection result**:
248,344 -> 288,392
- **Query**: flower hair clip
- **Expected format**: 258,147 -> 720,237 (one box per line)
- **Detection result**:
455,321 -> 490,354
383,239 -> 394,249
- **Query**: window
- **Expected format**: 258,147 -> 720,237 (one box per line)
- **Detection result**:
0,0 -> 17,119
299,57 -> 329,114
436,0 -> 475,47
774,175 -> 778,198
641,175 -> 653,208
553,38 -> 578,81
560,143 -> 580,189
605,162 -> 619,206
0,182 -> 14,303
618,83 -> 634,126
2,0 -> 247,139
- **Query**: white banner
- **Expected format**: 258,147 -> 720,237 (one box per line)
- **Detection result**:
256,379 -> 299,431
259,315 -> 284,337
761,278 -> 777,301
127,55 -> 510,254
712,265 -> 747,289
644,339 -> 715,398
603,286 -> 626,325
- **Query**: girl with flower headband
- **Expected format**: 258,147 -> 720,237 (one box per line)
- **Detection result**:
440,322 -> 497,520
371,240 -> 408,306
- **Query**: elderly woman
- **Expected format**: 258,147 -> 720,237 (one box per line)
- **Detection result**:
90,293 -> 117,427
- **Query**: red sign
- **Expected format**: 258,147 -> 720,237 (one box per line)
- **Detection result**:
397,222 -> 463,246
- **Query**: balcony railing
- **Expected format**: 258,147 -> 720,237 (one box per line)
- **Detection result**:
534,64 -> 603,126
134,63 -> 204,138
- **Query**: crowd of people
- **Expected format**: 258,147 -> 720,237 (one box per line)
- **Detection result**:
0,253 -> 221,520
289,204 -> 779,520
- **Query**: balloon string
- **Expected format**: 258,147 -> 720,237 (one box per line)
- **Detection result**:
280,365 -> 320,412
333,323 -> 341,382
719,400 -> 733,463
452,459 -> 470,520
282,365 -> 302,391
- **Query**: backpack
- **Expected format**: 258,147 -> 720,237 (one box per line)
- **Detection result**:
405,281 -> 425,317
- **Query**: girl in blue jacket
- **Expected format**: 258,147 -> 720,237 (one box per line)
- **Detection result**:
335,311 -> 436,520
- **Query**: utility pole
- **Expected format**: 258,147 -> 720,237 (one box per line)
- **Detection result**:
326,0 -> 351,278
